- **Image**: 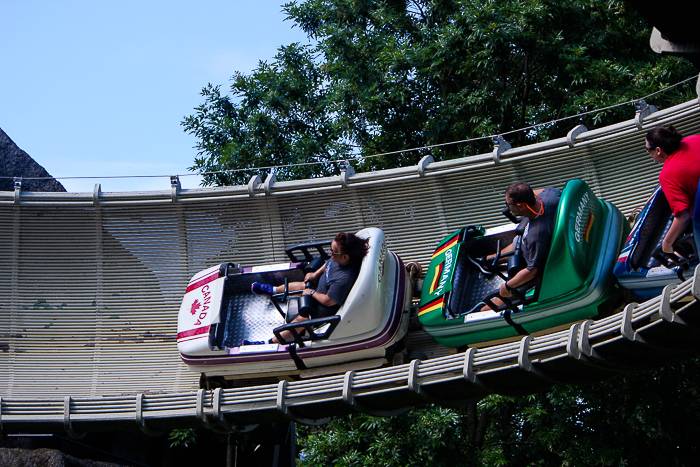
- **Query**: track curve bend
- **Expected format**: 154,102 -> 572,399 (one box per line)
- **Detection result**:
2,99 -> 700,434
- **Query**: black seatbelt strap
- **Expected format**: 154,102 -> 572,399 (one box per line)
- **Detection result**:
503,310 -> 528,336
288,343 -> 307,370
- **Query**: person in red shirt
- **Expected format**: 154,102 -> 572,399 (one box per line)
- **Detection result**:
646,125 -> 700,253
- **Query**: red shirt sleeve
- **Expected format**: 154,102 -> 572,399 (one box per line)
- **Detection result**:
660,171 -> 691,215
659,135 -> 700,215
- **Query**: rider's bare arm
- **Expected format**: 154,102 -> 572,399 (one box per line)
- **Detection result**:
302,288 -> 337,306
499,267 -> 539,297
662,209 -> 691,254
305,262 -> 327,283
274,262 -> 329,294
487,242 -> 515,262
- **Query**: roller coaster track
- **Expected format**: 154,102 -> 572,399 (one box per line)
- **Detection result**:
2,99 -> 700,436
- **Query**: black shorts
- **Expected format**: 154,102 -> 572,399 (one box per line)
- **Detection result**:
299,303 -> 338,320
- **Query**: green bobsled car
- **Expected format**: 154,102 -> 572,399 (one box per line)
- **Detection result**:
418,179 -> 629,347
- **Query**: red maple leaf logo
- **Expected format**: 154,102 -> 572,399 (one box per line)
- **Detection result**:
190,299 -> 201,315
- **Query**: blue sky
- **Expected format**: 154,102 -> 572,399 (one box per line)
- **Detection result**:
0,0 -> 310,193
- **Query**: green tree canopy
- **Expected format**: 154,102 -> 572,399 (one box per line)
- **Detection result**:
297,357 -> 700,466
183,0 -> 694,186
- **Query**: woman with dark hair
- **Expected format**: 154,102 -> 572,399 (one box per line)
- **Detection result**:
645,125 -> 700,253
252,232 -> 369,343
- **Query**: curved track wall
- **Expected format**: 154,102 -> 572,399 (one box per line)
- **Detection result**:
1,100 -> 700,432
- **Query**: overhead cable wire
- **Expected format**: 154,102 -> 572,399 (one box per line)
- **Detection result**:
4,74 -> 698,182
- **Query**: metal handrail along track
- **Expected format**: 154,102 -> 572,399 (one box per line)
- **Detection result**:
1,267 -> 699,435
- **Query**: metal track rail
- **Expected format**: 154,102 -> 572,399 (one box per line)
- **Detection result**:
1,99 -> 700,435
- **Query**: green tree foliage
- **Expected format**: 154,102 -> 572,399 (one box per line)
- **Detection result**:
182,43 -> 350,186
297,407 -> 464,465
297,357 -> 700,466
168,428 -> 197,448
183,0 -> 695,185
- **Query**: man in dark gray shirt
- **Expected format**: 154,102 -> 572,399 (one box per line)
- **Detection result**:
519,185 -> 561,275
483,181 -> 561,309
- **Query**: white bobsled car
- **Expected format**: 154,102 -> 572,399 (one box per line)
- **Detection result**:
177,228 -> 417,385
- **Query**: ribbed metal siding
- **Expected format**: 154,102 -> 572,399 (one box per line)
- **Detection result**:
0,100 -> 698,400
